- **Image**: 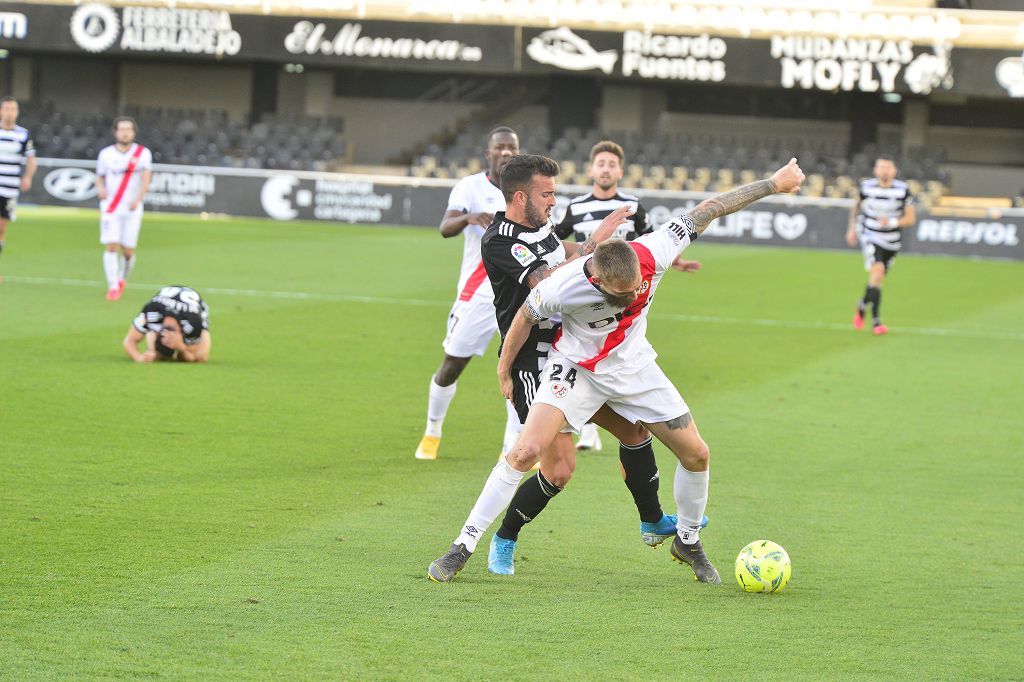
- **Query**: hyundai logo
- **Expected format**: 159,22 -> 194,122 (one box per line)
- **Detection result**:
44,167 -> 98,202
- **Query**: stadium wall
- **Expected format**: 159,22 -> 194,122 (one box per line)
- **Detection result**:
26,158 -> 1024,260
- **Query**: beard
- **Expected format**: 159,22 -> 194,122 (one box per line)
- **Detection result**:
524,196 -> 549,228
602,292 -> 635,308
595,177 -> 616,191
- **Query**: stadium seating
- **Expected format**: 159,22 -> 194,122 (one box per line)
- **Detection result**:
409,122 -> 953,207
19,103 -> 348,172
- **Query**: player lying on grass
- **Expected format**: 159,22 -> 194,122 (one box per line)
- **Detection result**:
428,159 -> 805,584
122,285 -> 211,363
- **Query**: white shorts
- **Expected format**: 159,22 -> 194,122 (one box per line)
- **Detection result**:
100,209 -> 143,248
533,353 -> 689,433
441,297 -> 498,358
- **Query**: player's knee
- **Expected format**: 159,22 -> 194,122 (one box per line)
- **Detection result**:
684,438 -> 710,470
509,440 -> 542,470
435,357 -> 468,386
543,457 -> 575,488
105,244 -> 118,253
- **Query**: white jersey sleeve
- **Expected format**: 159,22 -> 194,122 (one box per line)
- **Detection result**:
525,274 -> 567,321
96,148 -> 109,177
639,214 -> 698,272
138,147 -> 153,171
447,175 -> 476,213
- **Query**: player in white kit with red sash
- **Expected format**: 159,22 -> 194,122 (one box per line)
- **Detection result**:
425,159 -> 805,584
415,127 -> 523,461
96,116 -> 152,301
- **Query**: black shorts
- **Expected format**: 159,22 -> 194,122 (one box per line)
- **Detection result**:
510,365 -> 542,425
0,196 -> 15,221
862,241 -> 898,273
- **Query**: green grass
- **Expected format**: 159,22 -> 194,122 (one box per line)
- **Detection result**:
1,207 -> 1022,680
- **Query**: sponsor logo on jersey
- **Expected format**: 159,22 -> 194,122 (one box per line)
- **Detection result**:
511,243 -> 537,266
667,215 -> 697,242
550,383 -> 569,398
527,27 -> 617,74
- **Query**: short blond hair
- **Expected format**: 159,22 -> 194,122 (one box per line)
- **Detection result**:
593,240 -> 639,285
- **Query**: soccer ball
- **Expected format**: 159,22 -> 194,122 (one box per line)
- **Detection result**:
735,540 -> 791,593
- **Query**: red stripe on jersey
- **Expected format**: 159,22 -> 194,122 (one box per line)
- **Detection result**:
106,144 -> 145,213
579,242 -> 656,371
458,260 -> 488,301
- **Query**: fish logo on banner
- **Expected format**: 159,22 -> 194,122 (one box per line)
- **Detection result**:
527,27 -> 618,75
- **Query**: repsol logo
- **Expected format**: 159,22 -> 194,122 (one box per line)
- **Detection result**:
917,219 -> 1019,246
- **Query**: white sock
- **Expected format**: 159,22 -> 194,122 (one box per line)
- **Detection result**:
674,463 -> 709,545
502,400 -> 522,454
120,254 -> 136,280
425,378 -> 457,438
454,458 -> 529,553
102,251 -> 120,289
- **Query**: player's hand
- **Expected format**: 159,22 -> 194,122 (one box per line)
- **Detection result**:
846,230 -> 858,247
498,369 -> 514,401
98,188 -> 108,201
671,258 -> 702,273
20,177 -> 31,192
129,200 -> 140,211
467,211 -> 494,227
138,350 -> 157,363
590,205 -> 634,243
159,328 -> 184,350
771,158 -> 805,194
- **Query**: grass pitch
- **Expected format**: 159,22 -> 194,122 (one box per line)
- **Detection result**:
1,208 -> 1022,679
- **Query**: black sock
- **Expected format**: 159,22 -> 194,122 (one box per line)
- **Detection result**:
496,471 -> 562,542
620,437 -> 664,523
867,286 -> 882,324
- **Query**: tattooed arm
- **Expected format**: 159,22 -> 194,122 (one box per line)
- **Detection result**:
525,206 -> 634,289
688,158 -> 805,236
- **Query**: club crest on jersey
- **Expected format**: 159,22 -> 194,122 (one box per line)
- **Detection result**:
511,243 -> 537,266
550,383 -> 569,398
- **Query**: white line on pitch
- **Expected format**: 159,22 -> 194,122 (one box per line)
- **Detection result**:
5,274 -> 1023,342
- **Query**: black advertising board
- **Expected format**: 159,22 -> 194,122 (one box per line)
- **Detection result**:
519,25 -> 1024,99
1,4 -> 1023,98
0,3 -> 516,72
25,159 -> 1024,260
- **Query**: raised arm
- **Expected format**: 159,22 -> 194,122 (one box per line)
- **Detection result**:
688,158 -> 805,236
497,303 -> 541,399
524,205 -> 633,289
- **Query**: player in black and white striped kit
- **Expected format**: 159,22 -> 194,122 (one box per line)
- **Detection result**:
555,140 -> 701,451
845,155 -> 916,335
0,97 -> 37,256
